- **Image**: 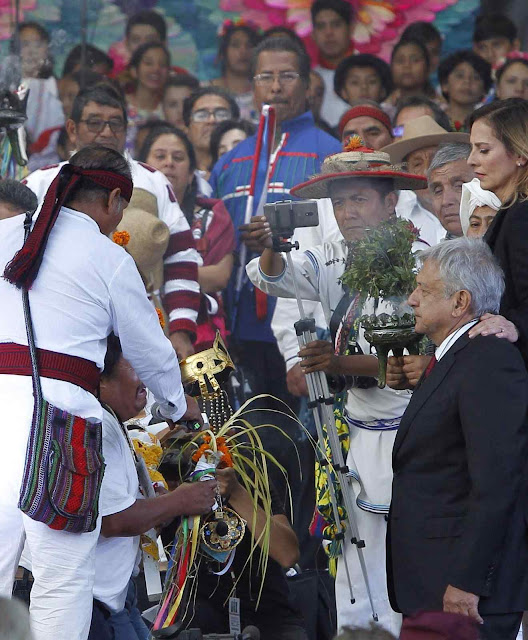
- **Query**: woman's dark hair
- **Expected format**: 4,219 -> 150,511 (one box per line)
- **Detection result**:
218,24 -> 261,75
438,50 -> 492,100
262,26 -> 307,52
71,83 -> 127,125
182,87 -> 240,127
129,41 -> 170,71
334,53 -> 392,100
102,334 -> 123,380
65,144 -> 132,204
138,126 -> 197,223
250,36 -> 311,84
473,12 -> 517,44
62,44 -> 114,78
400,21 -> 441,47
163,73 -> 200,96
209,119 -> 256,167
393,94 -> 452,130
495,57 -> 528,85
126,9 -> 167,41
391,38 -> 430,71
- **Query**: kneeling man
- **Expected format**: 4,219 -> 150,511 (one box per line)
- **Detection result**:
387,238 -> 528,640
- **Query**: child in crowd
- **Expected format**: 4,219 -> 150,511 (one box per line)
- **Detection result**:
126,42 -> 170,152
61,44 -> 114,77
211,20 -> 261,121
209,119 -> 256,167
472,12 -> 519,66
495,55 -> 528,101
400,21 -> 443,74
334,53 -> 392,105
58,69 -> 105,119
162,74 -> 200,129
438,50 -> 492,131
387,38 -> 434,108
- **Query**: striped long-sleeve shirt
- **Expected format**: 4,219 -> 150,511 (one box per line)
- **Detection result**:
23,158 -> 201,339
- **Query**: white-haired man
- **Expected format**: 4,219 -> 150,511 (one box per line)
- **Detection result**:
387,238 -> 528,640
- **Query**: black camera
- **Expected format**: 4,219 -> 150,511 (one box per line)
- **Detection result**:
264,200 -> 319,237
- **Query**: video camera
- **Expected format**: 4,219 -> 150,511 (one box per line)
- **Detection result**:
264,200 -> 319,239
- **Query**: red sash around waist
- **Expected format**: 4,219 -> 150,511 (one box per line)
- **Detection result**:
0,343 -> 100,395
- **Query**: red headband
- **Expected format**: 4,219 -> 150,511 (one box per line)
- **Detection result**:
338,106 -> 392,137
4,164 -> 133,289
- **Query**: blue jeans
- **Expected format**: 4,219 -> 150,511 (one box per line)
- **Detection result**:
89,578 -> 150,640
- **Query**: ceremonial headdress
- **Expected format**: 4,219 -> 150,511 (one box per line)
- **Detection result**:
290,137 -> 427,200
381,115 -> 470,164
4,162 -> 133,289
459,177 -> 501,235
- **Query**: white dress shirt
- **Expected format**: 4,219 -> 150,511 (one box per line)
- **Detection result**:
435,319 -> 479,361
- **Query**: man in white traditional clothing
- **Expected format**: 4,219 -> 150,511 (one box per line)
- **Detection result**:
245,142 -> 428,634
23,83 -> 201,360
0,144 -> 216,640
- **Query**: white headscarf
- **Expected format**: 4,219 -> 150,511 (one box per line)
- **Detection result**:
459,178 -> 501,235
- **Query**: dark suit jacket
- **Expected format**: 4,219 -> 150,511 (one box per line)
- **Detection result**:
387,332 -> 528,615
486,201 -> 528,364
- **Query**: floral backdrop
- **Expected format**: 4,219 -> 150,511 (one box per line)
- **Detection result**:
0,0 -> 481,81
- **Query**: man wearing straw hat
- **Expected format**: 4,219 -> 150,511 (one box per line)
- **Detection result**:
246,141 -> 427,634
382,115 -> 470,247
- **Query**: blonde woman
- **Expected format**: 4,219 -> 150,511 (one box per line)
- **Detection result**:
467,98 -> 528,358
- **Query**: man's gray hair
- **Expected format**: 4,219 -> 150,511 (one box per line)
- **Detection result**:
0,179 -> 38,214
418,237 -> 505,316
427,142 -> 472,181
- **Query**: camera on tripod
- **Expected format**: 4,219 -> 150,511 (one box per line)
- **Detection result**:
264,200 -> 319,242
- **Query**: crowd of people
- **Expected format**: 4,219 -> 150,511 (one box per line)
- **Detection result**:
2,2 -> 528,640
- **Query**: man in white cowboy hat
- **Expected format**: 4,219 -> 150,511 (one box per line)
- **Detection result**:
382,115 -> 470,247
245,142 -> 428,634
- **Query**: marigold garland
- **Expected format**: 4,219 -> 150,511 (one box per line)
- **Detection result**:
113,230 -> 130,246
156,307 -> 166,330
192,434 -> 233,468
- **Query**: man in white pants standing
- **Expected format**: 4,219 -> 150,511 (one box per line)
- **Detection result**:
0,145 -> 215,640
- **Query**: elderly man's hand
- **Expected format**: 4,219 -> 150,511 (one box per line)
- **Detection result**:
239,215 -> 273,254
299,340 -> 338,375
386,356 -> 412,389
468,313 -> 519,343
387,355 -> 431,389
216,467 -> 242,502
443,585 -> 483,624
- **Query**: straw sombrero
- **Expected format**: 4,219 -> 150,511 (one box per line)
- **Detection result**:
290,137 -> 427,200
115,188 -> 170,293
381,115 -> 470,164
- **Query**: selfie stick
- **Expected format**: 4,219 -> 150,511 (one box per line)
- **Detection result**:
272,231 -> 378,621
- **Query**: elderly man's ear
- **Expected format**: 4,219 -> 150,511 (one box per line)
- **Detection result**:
452,290 -> 472,317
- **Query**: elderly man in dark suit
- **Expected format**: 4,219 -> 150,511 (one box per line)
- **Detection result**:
386,237 -> 528,640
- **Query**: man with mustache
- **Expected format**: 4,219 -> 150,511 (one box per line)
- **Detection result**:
209,35 -> 340,585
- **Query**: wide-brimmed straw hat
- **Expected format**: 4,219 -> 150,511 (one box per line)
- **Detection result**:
115,188 -> 170,293
381,115 -> 470,164
290,137 -> 427,200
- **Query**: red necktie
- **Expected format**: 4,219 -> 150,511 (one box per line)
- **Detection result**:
424,354 -> 437,378
255,287 -> 268,320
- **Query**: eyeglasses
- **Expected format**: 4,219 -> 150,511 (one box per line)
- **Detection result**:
191,108 -> 231,123
79,118 -> 126,134
253,71 -> 301,85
